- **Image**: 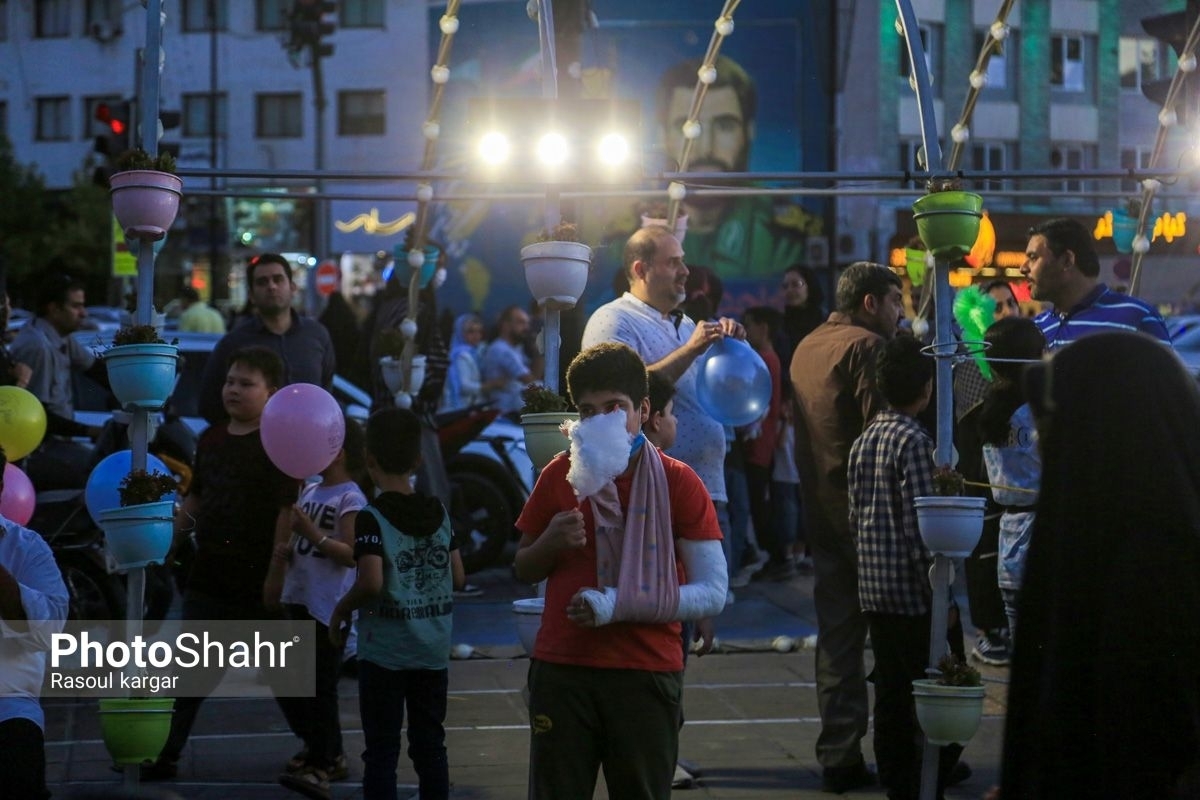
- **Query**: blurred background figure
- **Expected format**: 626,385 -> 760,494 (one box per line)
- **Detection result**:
177,286 -> 226,334
441,312 -> 492,412
1001,331 -> 1200,798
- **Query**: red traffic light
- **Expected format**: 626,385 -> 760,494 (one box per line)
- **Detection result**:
95,102 -> 127,134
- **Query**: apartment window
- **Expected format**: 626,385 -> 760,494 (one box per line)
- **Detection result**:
341,0 -> 384,29
183,92 -> 228,138
36,96 -> 71,141
0,0 -> 10,41
257,0 -> 289,32
1051,143 -> 1093,194
1120,37 -> 1175,92
338,91 -> 385,136
899,24 -> 942,87
35,0 -> 70,38
898,138 -> 946,188
257,93 -> 302,138
1121,147 -> 1153,193
974,30 -> 1009,91
971,142 -> 1011,192
85,0 -> 120,26
1051,34 -> 1085,91
182,0 -> 228,32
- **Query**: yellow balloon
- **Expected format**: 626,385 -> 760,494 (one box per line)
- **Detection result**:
0,386 -> 47,461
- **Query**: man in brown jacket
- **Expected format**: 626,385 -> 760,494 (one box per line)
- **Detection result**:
790,262 -> 904,792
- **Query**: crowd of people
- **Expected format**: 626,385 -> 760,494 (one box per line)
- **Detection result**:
3,214 -> 1199,800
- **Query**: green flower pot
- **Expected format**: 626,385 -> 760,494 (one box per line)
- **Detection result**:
911,680 -> 986,745
520,412 -> 578,471
98,697 -> 175,765
912,191 -> 983,260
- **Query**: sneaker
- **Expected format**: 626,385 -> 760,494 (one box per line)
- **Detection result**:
327,753 -> 349,782
729,569 -> 752,588
287,750 -> 348,781
821,759 -> 877,793
285,748 -> 309,773
279,765 -> 331,800
751,559 -> 797,583
971,630 -> 1011,666
672,763 -> 695,789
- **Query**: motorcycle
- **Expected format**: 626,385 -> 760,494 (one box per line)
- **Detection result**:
437,404 -> 534,574
29,414 -> 195,624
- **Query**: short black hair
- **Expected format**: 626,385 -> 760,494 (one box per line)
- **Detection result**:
623,225 -> 673,283
567,342 -> 648,408
180,286 -> 200,303
365,407 -> 422,475
743,305 -> 781,337
875,335 -> 932,408
247,253 -> 293,285
835,262 -> 903,314
1028,218 -> 1099,278
647,370 -> 675,417
34,271 -> 85,317
227,346 -> 284,390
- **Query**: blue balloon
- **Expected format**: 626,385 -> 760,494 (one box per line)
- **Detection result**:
695,337 -> 773,427
86,450 -> 170,520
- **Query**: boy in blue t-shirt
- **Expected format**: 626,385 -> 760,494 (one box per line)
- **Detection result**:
329,407 -> 465,800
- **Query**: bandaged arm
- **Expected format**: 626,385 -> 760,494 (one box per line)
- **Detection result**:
581,538 -> 728,626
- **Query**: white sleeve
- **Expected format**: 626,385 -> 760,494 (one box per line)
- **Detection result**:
676,538 -> 728,620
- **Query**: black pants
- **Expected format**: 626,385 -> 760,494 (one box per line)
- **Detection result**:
358,660 -> 449,800
745,462 -> 782,562
0,718 -> 48,799
865,612 -> 964,800
277,604 -> 346,769
964,514 -> 1007,632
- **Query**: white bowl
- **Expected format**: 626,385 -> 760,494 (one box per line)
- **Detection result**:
512,597 -> 545,655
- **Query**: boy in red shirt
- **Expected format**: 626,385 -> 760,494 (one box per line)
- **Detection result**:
514,342 -> 727,799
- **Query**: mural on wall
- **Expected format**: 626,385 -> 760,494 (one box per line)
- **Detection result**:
423,0 -> 824,322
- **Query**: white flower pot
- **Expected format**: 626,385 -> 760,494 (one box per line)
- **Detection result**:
911,679 -> 986,745
520,241 -> 591,309
520,412 -> 577,471
512,597 -> 544,655
913,496 -> 986,558
380,355 -> 426,397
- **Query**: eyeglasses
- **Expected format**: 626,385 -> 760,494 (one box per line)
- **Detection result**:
781,280 -> 805,289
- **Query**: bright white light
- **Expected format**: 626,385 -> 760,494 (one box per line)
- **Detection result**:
597,133 -> 629,166
536,132 -> 569,166
478,131 -> 511,165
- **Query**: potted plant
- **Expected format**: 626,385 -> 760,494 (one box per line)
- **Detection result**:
1111,196 -> 1143,255
375,327 -> 426,401
95,469 -> 179,571
519,383 -> 577,471
109,148 -> 183,240
911,653 -> 987,746
98,696 -> 176,766
103,325 -> 179,411
520,220 -> 592,310
911,177 -> 983,260
913,465 -> 986,558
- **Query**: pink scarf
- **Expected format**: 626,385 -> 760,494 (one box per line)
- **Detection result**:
589,443 -> 680,623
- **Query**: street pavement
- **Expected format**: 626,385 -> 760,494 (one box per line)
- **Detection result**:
44,562 -> 1008,799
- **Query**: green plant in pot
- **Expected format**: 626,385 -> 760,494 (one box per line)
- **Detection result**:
113,147 -> 178,176
913,464 -> 986,558
104,326 -> 179,411
520,383 -> 577,471
911,176 -> 983,261
911,653 -> 986,746
97,469 -> 179,571
109,148 -> 184,240
99,695 -> 176,766
521,219 -> 592,310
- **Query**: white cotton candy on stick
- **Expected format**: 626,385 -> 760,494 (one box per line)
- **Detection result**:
564,410 -> 632,499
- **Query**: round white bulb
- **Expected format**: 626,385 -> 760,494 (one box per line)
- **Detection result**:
401,318 -> 419,339
698,65 -> 717,85
597,133 -> 629,166
894,19 -> 904,36
772,635 -> 795,653
682,120 -> 702,140
715,16 -> 734,36
1182,54 -> 1198,73
407,249 -> 425,268
1133,235 -> 1151,254
1159,108 -> 1178,128
969,70 -> 987,89
990,21 -> 1009,41
668,181 -> 686,201
423,121 -> 440,140
432,268 -> 447,290
911,317 -> 930,340
394,392 -> 412,409
908,73 -> 919,92
431,65 -> 450,84
1143,178 -> 1162,192
535,132 -> 569,167
478,131 -> 510,165
951,124 -> 969,144
451,643 -> 473,659
439,15 -> 459,34
416,183 -> 433,203
568,61 -> 582,79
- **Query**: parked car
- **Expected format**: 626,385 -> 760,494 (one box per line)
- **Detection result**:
1171,323 -> 1200,378
68,330 -> 534,573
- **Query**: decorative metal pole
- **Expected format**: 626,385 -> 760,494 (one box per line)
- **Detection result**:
535,0 -> 563,393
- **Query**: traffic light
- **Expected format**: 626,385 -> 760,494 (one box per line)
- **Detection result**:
288,0 -> 336,58
1141,1 -> 1200,127
92,100 -> 132,185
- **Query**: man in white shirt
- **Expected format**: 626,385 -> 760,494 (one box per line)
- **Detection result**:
483,305 -> 536,417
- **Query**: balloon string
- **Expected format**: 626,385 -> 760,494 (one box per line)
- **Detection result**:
962,479 -> 1037,495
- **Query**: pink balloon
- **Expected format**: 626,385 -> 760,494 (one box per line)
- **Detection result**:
1,462 -> 36,525
261,383 -> 345,479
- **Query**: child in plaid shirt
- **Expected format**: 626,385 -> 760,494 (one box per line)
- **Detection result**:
847,336 -> 962,800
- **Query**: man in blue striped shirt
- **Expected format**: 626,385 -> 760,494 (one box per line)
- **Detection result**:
1021,218 -> 1171,350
